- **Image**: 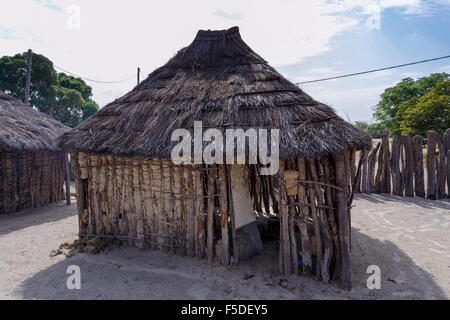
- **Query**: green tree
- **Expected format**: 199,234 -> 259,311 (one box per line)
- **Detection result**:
397,79 -> 450,137
373,73 -> 449,135
354,121 -> 387,139
0,52 -> 99,127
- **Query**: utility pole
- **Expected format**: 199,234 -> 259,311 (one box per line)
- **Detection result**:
137,67 -> 141,85
24,49 -> 32,105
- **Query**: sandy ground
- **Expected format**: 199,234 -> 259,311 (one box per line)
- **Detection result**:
0,194 -> 449,300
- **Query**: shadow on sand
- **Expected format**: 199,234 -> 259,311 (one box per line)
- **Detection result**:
15,225 -> 448,299
356,193 -> 450,210
0,200 -> 77,237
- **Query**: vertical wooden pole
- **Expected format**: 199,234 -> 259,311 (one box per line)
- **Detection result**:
278,160 -> 291,275
350,148 -> 356,189
381,134 -> 391,194
444,129 -> 450,197
322,156 -> 341,281
218,165 -> 230,265
437,135 -> 447,199
412,136 -> 425,198
391,136 -> 402,196
360,148 -> 369,193
64,153 -> 71,205
402,136 -> 415,197
24,49 -> 32,105
426,131 -> 438,199
334,152 -> 352,290
296,157 -> 312,275
368,142 -> 381,193
206,166 -> 215,264
309,159 -> 332,283
195,166 -> 206,259
226,165 -> 238,265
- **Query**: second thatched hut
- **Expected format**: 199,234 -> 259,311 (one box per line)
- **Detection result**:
0,92 -> 69,214
59,27 -> 371,289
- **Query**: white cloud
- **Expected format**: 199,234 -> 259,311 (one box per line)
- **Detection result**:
0,0 -> 438,108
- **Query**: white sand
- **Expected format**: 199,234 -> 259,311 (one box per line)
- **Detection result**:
0,194 -> 449,300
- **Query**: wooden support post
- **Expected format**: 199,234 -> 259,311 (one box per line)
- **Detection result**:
412,136 -> 425,198
333,152 -> 352,290
437,135 -> 447,199
296,157 -> 312,275
426,131 -> 438,199
226,165 -> 238,265
24,49 -> 32,105
309,159 -> 332,283
360,148 -> 369,193
64,153 -> 71,205
278,160 -> 291,275
72,153 -> 88,237
322,156 -> 341,281
391,136 -> 402,196
368,142 -> 381,193
402,136 -> 415,197
207,166 -> 215,264
381,134 -> 391,194
350,148 -> 356,189
218,165 -> 230,265
444,129 -> 450,197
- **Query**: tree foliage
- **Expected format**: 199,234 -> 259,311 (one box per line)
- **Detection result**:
373,72 -> 449,136
397,79 -> 450,137
354,121 -> 387,139
0,52 -> 99,127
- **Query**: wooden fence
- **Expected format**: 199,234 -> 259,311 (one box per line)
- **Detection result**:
355,128 -> 450,199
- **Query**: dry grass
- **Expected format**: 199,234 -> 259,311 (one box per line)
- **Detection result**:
59,27 -> 371,159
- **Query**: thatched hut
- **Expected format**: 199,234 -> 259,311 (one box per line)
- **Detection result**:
0,92 -> 69,214
59,27 -> 371,289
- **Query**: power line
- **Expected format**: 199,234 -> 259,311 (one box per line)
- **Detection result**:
53,64 -> 135,84
296,55 -> 450,85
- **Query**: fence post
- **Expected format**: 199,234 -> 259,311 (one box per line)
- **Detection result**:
412,135 -> 425,198
426,131 -> 438,200
402,136 -> 415,197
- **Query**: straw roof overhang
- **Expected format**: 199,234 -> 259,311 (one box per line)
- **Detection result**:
0,92 -> 69,152
59,27 -> 371,159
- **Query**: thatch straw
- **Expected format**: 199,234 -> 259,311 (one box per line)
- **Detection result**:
59,27 -> 371,159
0,92 -> 69,152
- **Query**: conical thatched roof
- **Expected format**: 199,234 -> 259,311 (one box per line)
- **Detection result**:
0,92 -> 69,152
59,27 -> 371,159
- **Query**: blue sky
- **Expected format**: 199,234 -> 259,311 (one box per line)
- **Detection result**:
1,0 -> 449,122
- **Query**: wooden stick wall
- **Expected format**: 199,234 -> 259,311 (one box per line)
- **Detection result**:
0,149 -> 65,214
71,153 -> 237,264
72,152 -> 355,289
357,129 -> 450,199
274,155 -> 353,290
